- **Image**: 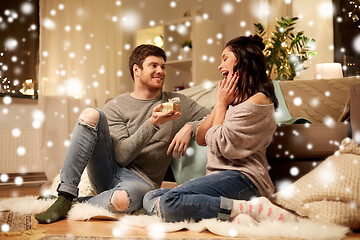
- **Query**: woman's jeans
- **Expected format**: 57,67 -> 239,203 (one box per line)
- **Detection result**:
57,108 -> 154,213
143,170 -> 260,222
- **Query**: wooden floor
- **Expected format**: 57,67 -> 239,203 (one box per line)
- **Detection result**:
1,185 -> 359,240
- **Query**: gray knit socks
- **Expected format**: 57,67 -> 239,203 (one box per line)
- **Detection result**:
231,197 -> 298,223
35,196 -> 72,224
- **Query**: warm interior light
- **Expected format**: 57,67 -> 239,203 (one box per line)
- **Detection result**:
154,35 -> 164,48
20,78 -> 35,95
314,63 -> 344,79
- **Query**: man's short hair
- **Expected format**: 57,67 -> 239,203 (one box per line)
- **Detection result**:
129,44 -> 167,80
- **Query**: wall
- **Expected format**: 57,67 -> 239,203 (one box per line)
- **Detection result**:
292,0 -> 334,80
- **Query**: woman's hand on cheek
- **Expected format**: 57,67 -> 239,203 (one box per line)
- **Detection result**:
216,72 -> 239,107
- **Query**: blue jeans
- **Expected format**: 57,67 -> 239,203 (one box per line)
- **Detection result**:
143,170 -> 260,222
57,108 -> 154,213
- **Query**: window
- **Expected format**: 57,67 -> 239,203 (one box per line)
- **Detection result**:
0,0 -> 39,98
333,0 -> 360,77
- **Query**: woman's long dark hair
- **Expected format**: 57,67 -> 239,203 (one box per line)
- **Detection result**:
225,35 -> 278,109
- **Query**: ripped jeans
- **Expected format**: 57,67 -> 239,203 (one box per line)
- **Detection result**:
57,107 -> 154,213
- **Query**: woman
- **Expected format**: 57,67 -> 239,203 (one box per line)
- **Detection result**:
143,35 -> 297,223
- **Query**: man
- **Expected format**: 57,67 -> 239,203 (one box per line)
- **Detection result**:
35,44 -> 210,224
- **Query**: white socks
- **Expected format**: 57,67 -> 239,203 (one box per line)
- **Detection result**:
230,197 -> 298,223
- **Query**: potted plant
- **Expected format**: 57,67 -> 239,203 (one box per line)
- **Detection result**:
179,40 -> 192,59
254,17 -> 317,80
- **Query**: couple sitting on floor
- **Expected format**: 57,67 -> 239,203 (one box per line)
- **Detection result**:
35,36 -> 298,224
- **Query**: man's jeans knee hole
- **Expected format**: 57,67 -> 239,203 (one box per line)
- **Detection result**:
155,198 -> 162,218
78,118 -> 97,129
78,108 -> 100,129
111,190 -> 130,212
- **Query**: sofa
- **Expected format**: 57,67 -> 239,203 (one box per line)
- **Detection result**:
66,76 -> 360,229
267,77 -> 360,186
166,76 -> 360,189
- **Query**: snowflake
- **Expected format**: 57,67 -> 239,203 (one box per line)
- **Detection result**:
170,1 -> 176,8
0,174 -> 9,182
42,17 -> 56,30
1,223 -> 10,233
290,167 -> 299,176
323,116 -> 335,127
228,228 -> 237,237
148,223 -> 166,239
58,4 -> 65,10
20,2 -> 34,15
186,147 -> 195,157
112,16 -> 118,23
277,179 -> 294,198
14,176 -> 23,186
2,95 -> 12,105
4,38 -> 18,51
318,2 -> 334,19
353,34 -> 360,54
349,201 -> 357,209
17,146 -> 26,156
222,2 -> 234,15
202,81 -> 214,90
293,97 -> 302,106
64,140 -> 70,147
112,228 -> 122,237
12,128 -> 21,138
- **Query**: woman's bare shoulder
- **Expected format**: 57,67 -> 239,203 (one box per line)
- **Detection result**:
246,92 -> 272,105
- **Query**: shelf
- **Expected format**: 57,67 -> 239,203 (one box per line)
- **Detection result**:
166,59 -> 192,68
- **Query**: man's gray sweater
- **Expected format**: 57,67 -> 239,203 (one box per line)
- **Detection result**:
103,91 -> 210,188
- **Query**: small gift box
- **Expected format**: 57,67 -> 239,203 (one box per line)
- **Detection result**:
161,97 -> 181,112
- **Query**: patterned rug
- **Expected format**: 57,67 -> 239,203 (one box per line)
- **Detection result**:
0,211 -> 34,234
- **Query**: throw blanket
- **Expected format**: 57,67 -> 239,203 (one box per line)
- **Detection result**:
274,138 -> 360,229
0,197 -> 348,240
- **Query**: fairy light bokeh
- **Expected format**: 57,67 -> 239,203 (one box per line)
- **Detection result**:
0,0 -> 359,237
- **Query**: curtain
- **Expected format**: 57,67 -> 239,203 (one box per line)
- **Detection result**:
38,0 -> 124,181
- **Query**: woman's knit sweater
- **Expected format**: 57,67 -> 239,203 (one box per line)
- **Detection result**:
205,101 -> 276,198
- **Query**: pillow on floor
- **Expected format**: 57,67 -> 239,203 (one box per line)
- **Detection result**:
50,170 -> 95,197
274,138 -> 360,229
171,137 -> 207,184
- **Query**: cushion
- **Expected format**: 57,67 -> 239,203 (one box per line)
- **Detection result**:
170,137 -> 207,184
274,138 -> 360,229
50,170 -> 96,197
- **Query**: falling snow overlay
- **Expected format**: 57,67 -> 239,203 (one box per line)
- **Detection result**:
1,0 -> 360,238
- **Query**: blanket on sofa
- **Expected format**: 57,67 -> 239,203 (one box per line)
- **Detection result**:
278,77 -> 360,123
